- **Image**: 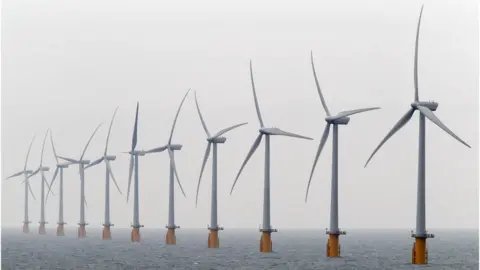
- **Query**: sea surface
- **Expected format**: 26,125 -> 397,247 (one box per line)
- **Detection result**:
1,228 -> 478,269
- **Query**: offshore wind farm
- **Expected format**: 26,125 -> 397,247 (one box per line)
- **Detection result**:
2,1 -> 478,269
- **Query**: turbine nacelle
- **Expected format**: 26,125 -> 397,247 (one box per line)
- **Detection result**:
207,137 -> 226,144
25,170 -> 33,174
39,166 -> 50,171
325,116 -> 350,125
105,155 -> 116,161
58,163 -> 70,168
411,101 -> 438,111
168,144 -> 183,151
79,160 -> 91,165
131,150 -> 146,156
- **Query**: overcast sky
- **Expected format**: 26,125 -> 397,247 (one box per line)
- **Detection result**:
2,0 -> 478,230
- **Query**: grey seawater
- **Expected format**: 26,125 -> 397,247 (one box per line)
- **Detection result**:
1,228 -> 478,270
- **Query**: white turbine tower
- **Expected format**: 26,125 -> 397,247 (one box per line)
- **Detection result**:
230,61 -> 313,253
85,107 -> 123,240
126,102 -> 148,243
193,90 -> 248,248
146,89 -> 190,245
364,5 -> 471,265
4,135 -> 37,234
45,130 -> 72,236
30,130 -> 53,235
304,52 -> 380,257
58,124 -> 102,238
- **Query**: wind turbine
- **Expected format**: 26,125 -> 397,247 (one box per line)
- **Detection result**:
126,102 -> 148,242
30,130 -> 53,235
4,135 -> 37,234
85,107 -> 123,240
230,61 -> 313,253
193,90 -> 248,248
146,89 -> 190,245
45,130 -> 72,236
364,5 -> 471,265
304,52 -> 380,257
58,123 -> 102,238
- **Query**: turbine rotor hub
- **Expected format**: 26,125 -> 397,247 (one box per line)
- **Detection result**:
40,166 -> 50,171
79,160 -> 91,165
325,116 -> 350,125
207,137 -> 226,144
105,155 -> 116,161
411,101 -> 438,111
168,144 -> 183,151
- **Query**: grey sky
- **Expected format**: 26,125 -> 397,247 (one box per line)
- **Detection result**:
2,0 -> 478,229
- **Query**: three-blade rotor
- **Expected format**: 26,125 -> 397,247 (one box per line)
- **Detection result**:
193,90 -> 248,206
304,52 -> 380,202
364,5 -> 471,168
230,61 -> 313,195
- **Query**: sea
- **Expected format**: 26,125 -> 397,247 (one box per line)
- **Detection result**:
1,228 -> 478,269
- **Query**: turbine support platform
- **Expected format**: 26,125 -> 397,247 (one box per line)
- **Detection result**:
207,226 -> 224,248
411,231 -> 434,264
102,223 -> 114,240
326,229 -> 346,257
22,221 -> 31,234
166,225 -> 180,245
78,222 -> 88,238
259,228 -> 278,253
38,221 -> 48,235
131,224 -> 143,243
56,222 -> 67,236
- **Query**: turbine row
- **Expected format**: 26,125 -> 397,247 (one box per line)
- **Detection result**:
4,5 -> 471,265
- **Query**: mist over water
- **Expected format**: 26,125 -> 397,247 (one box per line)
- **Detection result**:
1,228 -> 478,269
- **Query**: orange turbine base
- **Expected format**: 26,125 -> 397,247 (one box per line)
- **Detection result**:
131,227 -> 141,243
326,234 -> 340,257
412,238 -> 428,264
102,226 -> 112,240
208,230 -> 220,248
22,223 -> 29,234
39,224 -> 46,235
78,225 -> 87,238
56,224 -> 65,236
259,232 -> 272,253
166,228 -> 176,245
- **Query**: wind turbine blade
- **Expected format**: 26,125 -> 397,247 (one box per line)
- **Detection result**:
4,171 -> 24,180
168,89 -> 191,144
414,5 -> 424,102
106,161 -> 122,195
80,123 -> 102,160
50,131 -> 59,164
43,174 -> 55,197
195,142 -> 212,207
28,168 -> 40,178
213,122 -> 248,138
126,155 -> 134,202
58,156 -> 80,164
168,148 -> 186,198
417,106 -> 471,148
311,51 -> 331,116
24,135 -> 36,171
305,123 -> 331,202
365,108 -> 415,167
84,157 -> 104,169
334,107 -> 381,119
194,91 -> 211,137
249,61 -> 265,127
40,129 -> 49,166
131,102 -> 139,151
45,167 -> 59,202
230,133 -> 263,195
146,145 -> 168,154
28,182 -> 36,200
105,107 -> 119,155
266,128 -> 313,140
